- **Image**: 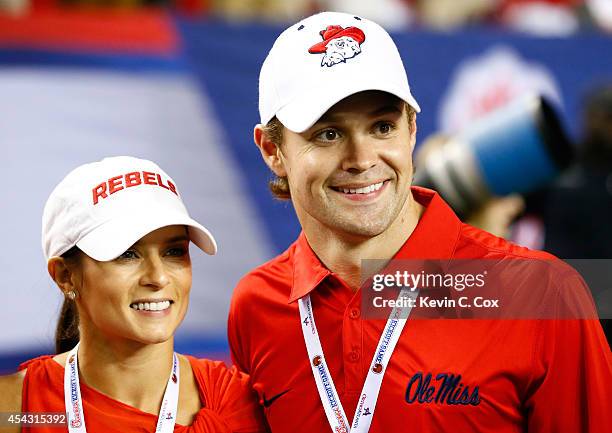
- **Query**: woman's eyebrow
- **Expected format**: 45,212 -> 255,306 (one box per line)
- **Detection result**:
132,235 -> 190,247
165,235 -> 190,243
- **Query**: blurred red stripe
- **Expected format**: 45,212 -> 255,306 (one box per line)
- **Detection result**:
0,9 -> 179,55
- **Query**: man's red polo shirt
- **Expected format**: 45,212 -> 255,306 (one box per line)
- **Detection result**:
228,187 -> 611,432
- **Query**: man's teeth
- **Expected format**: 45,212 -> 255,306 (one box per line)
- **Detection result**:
340,181 -> 384,194
130,301 -> 171,311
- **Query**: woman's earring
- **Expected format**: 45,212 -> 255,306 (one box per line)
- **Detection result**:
66,290 -> 77,300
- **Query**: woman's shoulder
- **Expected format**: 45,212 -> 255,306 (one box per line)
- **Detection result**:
0,353 -> 61,410
186,356 -> 236,375
18,354 -> 63,371
0,369 -> 26,411
185,356 -> 252,394
0,370 -> 26,433
8,354 -> 65,411
180,355 -> 267,432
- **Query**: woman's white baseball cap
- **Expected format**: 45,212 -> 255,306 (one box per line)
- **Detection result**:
258,11 -> 421,133
42,156 -> 217,261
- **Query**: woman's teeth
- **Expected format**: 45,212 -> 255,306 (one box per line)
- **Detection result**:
340,181 -> 384,195
130,300 -> 171,311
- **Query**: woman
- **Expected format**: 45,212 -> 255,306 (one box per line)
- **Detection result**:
0,156 -> 266,433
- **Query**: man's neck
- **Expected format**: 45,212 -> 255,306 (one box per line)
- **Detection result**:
74,328 -> 175,414
304,193 -> 423,290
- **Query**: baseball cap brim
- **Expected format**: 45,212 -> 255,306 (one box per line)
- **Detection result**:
275,77 -> 421,133
76,211 -> 217,262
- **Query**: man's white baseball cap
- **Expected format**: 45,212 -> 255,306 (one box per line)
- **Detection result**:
42,156 -> 217,261
259,11 -> 421,133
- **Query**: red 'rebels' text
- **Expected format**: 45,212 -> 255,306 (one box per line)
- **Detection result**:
92,171 -> 178,205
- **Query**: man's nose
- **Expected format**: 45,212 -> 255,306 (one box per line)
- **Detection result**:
139,255 -> 170,289
341,135 -> 378,173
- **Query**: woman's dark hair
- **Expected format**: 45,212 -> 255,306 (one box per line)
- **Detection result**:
55,246 -> 81,354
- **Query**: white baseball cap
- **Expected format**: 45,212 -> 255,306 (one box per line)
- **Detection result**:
259,11 -> 421,133
42,156 -> 217,261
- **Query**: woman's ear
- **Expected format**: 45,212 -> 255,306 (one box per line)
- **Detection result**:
48,257 -> 77,294
254,124 -> 288,177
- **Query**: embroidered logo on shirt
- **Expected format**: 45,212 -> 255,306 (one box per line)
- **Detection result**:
405,372 -> 481,406
262,389 -> 291,408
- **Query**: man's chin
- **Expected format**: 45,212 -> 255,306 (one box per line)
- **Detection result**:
330,218 -> 391,239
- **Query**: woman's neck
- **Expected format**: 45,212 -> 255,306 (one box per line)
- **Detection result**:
72,334 -> 175,415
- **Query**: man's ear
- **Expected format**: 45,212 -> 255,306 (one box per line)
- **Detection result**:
48,257 -> 77,294
409,115 -> 417,152
254,124 -> 287,177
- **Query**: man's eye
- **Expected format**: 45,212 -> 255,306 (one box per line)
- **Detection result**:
375,122 -> 394,135
316,129 -> 341,142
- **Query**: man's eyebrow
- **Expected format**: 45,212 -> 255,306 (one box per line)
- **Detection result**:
316,112 -> 342,124
368,104 -> 403,117
316,104 -> 403,125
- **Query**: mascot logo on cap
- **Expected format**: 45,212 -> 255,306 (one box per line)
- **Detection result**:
309,25 -> 366,67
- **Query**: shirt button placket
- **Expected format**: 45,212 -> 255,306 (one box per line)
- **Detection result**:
343,300 -> 363,394
348,349 -> 360,363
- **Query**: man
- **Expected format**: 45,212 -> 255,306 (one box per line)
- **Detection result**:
228,11 -> 611,433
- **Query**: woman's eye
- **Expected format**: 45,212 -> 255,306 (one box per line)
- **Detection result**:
166,247 -> 187,257
118,250 -> 138,260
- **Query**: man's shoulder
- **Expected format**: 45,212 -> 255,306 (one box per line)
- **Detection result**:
457,221 -> 557,261
457,222 -> 586,293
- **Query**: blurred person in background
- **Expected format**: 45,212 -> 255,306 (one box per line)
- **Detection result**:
414,132 -> 526,239
199,0 -> 313,22
534,84 -> 612,343
4,0 -> 610,36
412,0 -> 497,30
458,85 -> 612,344
0,0 -> 27,14
585,0 -> 612,32
397,0 -> 581,34
542,85 -> 612,258
206,0 -> 414,27
494,0 -> 582,35
0,156 -> 266,433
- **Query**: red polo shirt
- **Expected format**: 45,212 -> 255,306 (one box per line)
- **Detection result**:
228,187 -> 611,432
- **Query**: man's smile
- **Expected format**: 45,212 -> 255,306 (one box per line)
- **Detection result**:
329,180 -> 390,201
